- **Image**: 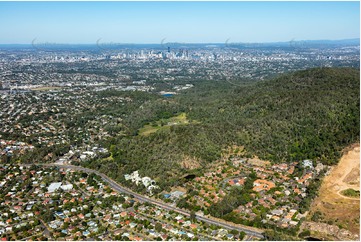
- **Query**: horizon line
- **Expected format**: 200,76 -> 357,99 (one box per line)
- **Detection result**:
0,37 -> 359,46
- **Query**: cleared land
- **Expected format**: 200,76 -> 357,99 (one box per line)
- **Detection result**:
309,144 -> 360,235
139,112 -> 191,136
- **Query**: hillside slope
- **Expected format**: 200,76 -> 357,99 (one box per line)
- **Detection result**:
87,67 -> 360,189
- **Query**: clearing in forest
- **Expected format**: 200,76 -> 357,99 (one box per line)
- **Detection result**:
309,143 -> 360,235
139,112 -> 192,136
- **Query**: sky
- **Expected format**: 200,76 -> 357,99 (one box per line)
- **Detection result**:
0,1 -> 359,44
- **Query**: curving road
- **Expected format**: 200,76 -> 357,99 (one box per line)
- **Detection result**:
27,163 -> 265,239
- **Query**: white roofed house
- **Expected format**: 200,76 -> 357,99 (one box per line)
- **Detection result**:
60,184 -> 73,191
142,177 -> 153,187
271,209 -> 283,216
125,170 -> 159,195
170,190 -> 185,199
125,170 -> 142,185
147,184 -> 159,196
302,160 -> 313,169
48,182 -> 62,193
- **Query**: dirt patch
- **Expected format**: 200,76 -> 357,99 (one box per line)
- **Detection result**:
343,167 -> 360,184
301,221 -> 359,241
179,156 -> 201,169
171,186 -> 187,194
247,156 -> 271,167
308,144 -> 360,236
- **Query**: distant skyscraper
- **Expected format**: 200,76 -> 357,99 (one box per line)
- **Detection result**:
167,47 -> 170,53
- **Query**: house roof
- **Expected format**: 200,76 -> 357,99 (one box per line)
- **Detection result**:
48,182 -> 62,193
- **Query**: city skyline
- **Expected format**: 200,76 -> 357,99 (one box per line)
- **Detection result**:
0,1 -> 359,44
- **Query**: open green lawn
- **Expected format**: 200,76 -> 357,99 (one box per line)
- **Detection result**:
139,112 -> 191,136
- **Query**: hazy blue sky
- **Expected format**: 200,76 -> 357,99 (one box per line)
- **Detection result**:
0,1 -> 359,44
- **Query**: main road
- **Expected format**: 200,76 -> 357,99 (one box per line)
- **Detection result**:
28,163 -> 265,239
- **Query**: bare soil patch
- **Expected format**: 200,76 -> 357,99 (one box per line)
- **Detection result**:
246,156 -> 271,167
343,167 -> 360,184
179,155 -> 201,169
309,144 -> 360,236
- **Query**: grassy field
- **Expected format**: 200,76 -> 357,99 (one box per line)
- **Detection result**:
341,188 -> 360,198
139,112 -> 191,136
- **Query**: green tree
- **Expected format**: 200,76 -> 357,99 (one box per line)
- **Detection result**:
155,222 -> 162,232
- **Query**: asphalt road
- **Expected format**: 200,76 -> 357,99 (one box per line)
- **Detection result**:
29,163 -> 265,239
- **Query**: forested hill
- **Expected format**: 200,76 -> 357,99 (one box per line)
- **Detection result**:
89,67 -> 359,188
229,67 -> 360,163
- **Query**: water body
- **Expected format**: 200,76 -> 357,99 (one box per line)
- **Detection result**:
162,94 -> 174,97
